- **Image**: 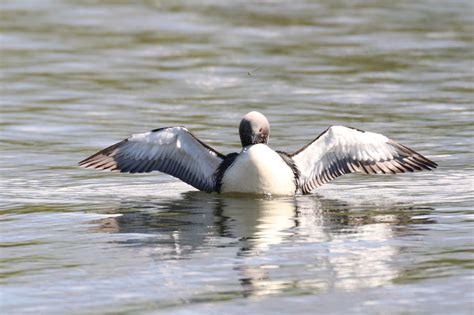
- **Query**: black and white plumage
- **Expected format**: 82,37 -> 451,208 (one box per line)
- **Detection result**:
290,126 -> 437,194
79,111 -> 437,196
79,127 -> 224,192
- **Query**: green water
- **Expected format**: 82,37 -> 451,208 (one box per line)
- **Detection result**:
1,0 -> 473,314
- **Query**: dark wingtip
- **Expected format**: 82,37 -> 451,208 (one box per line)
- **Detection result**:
78,156 -> 92,167
430,159 -> 439,168
78,154 -> 120,172
78,139 -> 127,169
388,139 -> 438,171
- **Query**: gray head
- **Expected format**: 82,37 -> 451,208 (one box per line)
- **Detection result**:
239,111 -> 270,147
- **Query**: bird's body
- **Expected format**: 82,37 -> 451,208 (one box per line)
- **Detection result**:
79,111 -> 437,196
220,144 -> 297,196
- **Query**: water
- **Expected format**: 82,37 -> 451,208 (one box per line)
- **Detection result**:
1,0 -> 473,314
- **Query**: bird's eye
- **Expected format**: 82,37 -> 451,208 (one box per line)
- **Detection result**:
259,128 -> 263,132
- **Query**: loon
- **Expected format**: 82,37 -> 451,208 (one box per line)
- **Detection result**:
79,111 -> 437,196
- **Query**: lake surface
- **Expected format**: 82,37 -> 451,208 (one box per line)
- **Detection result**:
1,0 -> 473,314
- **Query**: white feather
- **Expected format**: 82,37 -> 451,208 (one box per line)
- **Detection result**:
79,127 -> 224,192
221,144 -> 296,196
291,125 -> 436,193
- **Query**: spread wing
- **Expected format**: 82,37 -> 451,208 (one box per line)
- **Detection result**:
291,126 -> 437,194
79,127 -> 225,192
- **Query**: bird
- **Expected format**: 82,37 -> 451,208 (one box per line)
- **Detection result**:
79,111 -> 437,196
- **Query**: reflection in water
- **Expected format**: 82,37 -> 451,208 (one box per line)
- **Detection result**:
90,193 -> 435,297
2,0 -> 471,312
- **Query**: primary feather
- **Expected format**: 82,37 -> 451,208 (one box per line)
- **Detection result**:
79,127 -> 224,192
291,126 -> 437,194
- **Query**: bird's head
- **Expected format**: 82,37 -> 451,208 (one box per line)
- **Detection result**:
239,111 -> 270,147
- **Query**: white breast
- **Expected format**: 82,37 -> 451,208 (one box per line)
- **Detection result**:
221,144 -> 296,196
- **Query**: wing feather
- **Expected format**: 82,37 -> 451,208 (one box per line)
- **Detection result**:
79,127 -> 224,192
291,126 -> 437,194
